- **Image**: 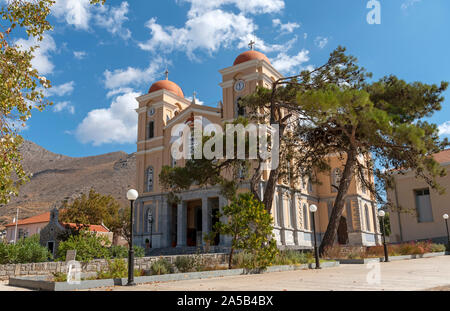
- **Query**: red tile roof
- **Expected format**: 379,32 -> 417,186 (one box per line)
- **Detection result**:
433,149 -> 450,164
5,212 -> 50,227
5,211 -> 110,233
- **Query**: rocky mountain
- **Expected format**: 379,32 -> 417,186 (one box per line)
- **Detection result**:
0,141 -> 136,227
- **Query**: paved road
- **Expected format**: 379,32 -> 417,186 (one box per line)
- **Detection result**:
1,256 -> 450,291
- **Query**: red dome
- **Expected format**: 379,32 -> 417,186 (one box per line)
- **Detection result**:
149,80 -> 184,98
233,50 -> 271,66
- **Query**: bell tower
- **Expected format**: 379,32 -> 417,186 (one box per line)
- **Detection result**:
218,43 -> 283,122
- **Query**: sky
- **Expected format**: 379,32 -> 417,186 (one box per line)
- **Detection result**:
10,0 -> 450,157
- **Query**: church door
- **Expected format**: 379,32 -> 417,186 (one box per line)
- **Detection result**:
337,216 -> 349,245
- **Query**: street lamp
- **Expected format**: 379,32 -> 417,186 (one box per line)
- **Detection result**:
443,214 -> 449,251
309,204 -> 320,269
378,210 -> 389,262
126,189 -> 139,286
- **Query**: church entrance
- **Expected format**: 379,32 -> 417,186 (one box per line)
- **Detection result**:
337,216 -> 349,245
187,200 -> 202,247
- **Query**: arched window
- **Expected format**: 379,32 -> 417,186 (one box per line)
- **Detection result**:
147,121 -> 155,139
290,198 -> 295,228
332,168 -> 342,192
364,204 -> 371,231
146,167 -> 154,192
303,204 -> 309,230
235,97 -> 245,117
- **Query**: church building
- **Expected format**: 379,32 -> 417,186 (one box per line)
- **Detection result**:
133,47 -> 381,251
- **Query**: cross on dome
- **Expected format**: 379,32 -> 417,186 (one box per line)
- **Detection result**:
248,40 -> 256,50
164,68 -> 169,80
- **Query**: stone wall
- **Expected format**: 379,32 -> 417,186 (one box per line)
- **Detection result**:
0,253 -> 229,281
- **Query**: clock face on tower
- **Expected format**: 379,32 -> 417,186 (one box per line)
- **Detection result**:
234,80 -> 245,92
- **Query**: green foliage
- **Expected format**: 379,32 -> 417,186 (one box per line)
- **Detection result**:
57,231 -> 111,262
97,258 -> 128,279
273,250 -> 311,266
133,245 -> 145,258
150,258 -> 173,275
0,234 -> 50,264
52,272 -> 67,283
109,245 -> 128,258
174,256 -> 196,273
59,189 -> 129,243
216,193 -> 279,269
0,0 -> 106,205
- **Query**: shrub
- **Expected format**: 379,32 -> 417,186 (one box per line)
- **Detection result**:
174,256 -> 196,273
108,245 -> 145,258
109,245 -> 128,258
274,250 -> 310,266
0,235 -> 51,264
150,258 -> 173,275
97,259 -> 128,279
430,243 -> 446,253
57,231 -> 111,262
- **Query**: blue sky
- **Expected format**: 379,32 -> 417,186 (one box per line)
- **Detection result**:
15,0 -> 450,157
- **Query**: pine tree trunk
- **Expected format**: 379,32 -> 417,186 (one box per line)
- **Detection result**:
263,168 -> 280,214
319,148 -> 357,256
228,247 -> 234,269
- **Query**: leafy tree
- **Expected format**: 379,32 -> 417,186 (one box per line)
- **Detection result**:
215,193 -> 278,269
242,46 -> 448,255
159,46 -> 448,257
57,230 -> 111,262
59,189 -> 129,245
0,0 -> 105,205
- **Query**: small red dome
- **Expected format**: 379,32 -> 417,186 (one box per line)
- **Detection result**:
149,80 -> 184,98
233,50 -> 271,66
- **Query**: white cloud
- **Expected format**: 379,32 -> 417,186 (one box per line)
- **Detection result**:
103,57 -> 164,90
73,51 -> 87,59
45,81 -> 75,97
186,95 -> 204,106
183,0 -> 284,16
272,19 -> 300,34
106,87 -> 134,98
271,49 -> 310,74
75,91 -> 141,146
53,101 -> 75,114
401,0 -> 421,10
438,121 -> 450,136
94,2 -> 131,40
52,0 -> 92,30
14,35 -> 56,75
314,36 -> 329,49
139,0 -> 288,59
52,0 -> 131,38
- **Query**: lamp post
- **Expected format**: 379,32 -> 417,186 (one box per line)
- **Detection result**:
126,189 -> 139,286
378,210 -> 389,262
443,214 -> 449,251
309,204 -> 320,269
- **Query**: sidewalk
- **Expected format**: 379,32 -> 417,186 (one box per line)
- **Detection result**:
1,256 -> 449,291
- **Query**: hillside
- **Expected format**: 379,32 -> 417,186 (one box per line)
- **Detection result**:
0,141 -> 136,226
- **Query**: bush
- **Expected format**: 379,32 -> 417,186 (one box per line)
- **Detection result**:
430,243 -> 446,253
274,250 -> 310,266
57,231 -> 111,262
109,245 -> 128,258
174,256 -> 196,273
0,235 -> 51,264
97,259 -> 128,279
150,258 -> 173,275
108,245 -> 145,258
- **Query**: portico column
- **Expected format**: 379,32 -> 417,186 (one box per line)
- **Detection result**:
177,201 -> 187,247
278,189 -> 286,245
292,192 -> 299,246
218,196 -> 231,247
201,196 -> 210,246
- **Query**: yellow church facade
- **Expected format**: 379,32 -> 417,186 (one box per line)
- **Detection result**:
133,49 -> 381,251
